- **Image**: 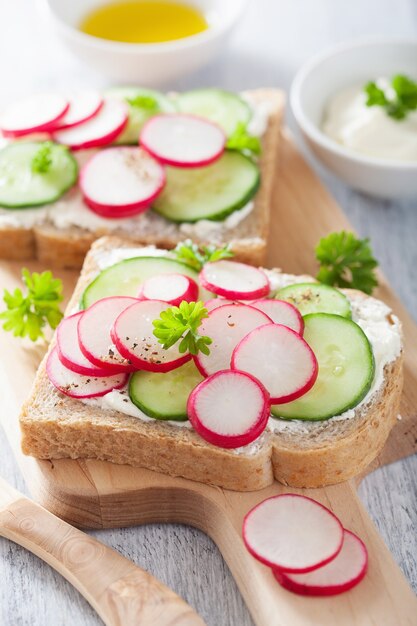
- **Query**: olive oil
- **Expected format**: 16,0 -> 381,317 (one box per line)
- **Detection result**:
80,1 -> 208,44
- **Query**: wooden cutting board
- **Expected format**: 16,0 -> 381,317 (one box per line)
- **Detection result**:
1,132 -> 416,626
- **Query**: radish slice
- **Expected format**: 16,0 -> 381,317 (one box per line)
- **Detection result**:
46,347 -> 127,399
187,370 -> 270,448
0,93 -> 69,137
80,147 -> 165,218
274,529 -> 368,596
194,304 -> 271,377
204,298 -> 238,311
53,98 -> 128,150
200,260 -> 270,300
112,299 -> 191,373
140,114 -> 226,167
56,311 -> 115,377
78,296 -> 139,373
231,323 -> 318,403
243,494 -> 344,573
251,299 -> 304,335
138,273 -> 199,307
54,91 -> 103,130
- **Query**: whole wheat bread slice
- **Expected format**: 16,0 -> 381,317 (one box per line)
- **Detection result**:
20,236 -> 403,491
0,89 -> 284,269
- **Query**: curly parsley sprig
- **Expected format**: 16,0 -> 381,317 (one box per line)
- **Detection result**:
365,74 -> 417,121
173,240 -> 234,272
153,300 -> 212,356
1,269 -> 64,341
315,231 -> 379,295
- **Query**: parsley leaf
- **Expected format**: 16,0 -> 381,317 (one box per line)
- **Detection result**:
173,239 -> 234,271
153,300 -> 212,356
364,74 -> 417,121
226,122 -> 261,156
315,231 -> 379,295
126,94 -> 159,112
31,141 -> 54,174
0,268 -> 64,341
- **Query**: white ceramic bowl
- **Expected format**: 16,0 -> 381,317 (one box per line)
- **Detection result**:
44,0 -> 247,85
291,39 -> 417,199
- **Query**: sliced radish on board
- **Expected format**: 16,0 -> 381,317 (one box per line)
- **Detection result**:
80,147 -> 165,218
140,113 -> 226,167
231,323 -> 318,403
78,296 -> 139,373
204,298 -> 238,311
251,299 -> 304,334
56,311 -> 115,377
274,529 -> 368,596
54,91 -> 103,130
194,304 -> 271,377
187,370 -> 270,448
200,260 -> 270,300
138,273 -> 199,307
112,299 -> 192,373
47,347 -> 127,399
53,98 -> 128,150
243,494 -> 344,573
0,93 -> 69,137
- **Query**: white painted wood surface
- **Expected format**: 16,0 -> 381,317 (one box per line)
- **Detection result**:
0,0 -> 416,624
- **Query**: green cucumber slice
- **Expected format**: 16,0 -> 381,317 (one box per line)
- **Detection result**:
271,313 -> 375,421
106,87 -> 176,144
152,151 -> 260,222
82,256 -> 209,308
176,88 -> 251,136
0,142 -> 78,208
276,283 -> 351,318
129,359 -> 203,420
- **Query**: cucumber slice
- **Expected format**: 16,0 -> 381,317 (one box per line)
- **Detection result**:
106,87 -> 176,144
276,283 -> 351,318
152,151 -> 260,222
271,313 -> 375,421
81,256 -> 208,308
176,89 -> 251,136
0,142 -> 78,208
129,359 -> 203,420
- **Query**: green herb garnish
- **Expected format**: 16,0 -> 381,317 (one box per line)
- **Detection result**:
126,94 -> 159,112
153,300 -> 212,356
315,231 -> 378,295
31,141 -> 53,174
365,74 -> 417,120
226,122 -> 261,155
173,239 -> 234,272
0,269 -> 64,341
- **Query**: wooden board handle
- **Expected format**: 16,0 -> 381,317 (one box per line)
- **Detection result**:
0,491 -> 205,626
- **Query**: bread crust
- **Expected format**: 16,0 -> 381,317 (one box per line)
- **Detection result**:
0,89 -> 284,269
19,237 -> 404,491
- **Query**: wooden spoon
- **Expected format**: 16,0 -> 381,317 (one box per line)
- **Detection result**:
0,476 -> 206,626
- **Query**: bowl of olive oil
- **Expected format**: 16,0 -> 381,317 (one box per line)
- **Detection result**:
44,0 -> 248,84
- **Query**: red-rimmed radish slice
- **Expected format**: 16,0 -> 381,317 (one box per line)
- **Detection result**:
138,273 -> 199,307
54,91 -> 103,130
78,296 -> 139,373
53,98 -> 128,150
200,260 -> 270,300
140,113 -> 226,167
80,147 -> 165,218
194,304 -> 271,377
0,93 -> 69,137
187,370 -> 270,448
243,494 -> 344,573
56,311 -> 115,377
204,298 -> 238,311
112,299 -> 191,373
46,347 -> 127,399
273,529 -> 368,596
252,299 -> 304,334
231,323 -> 318,403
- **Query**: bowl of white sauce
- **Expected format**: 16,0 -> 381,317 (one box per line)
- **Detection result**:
291,39 -> 417,198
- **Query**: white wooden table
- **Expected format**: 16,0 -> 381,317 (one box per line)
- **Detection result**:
1,1 -> 416,624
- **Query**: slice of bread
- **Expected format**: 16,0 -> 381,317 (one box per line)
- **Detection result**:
0,89 -> 284,269
20,237 -> 403,491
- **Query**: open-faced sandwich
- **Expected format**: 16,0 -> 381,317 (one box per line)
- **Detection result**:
20,236 -> 403,491
0,87 -> 283,268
